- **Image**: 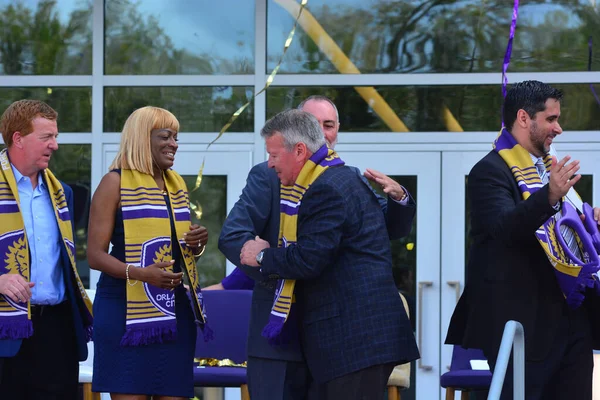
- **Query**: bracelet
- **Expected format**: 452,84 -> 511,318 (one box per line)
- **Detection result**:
194,244 -> 206,259
125,264 -> 138,286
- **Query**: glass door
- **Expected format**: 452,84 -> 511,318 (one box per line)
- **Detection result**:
340,150 -> 441,400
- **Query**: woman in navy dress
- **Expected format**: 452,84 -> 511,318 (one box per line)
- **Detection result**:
87,106 -> 208,399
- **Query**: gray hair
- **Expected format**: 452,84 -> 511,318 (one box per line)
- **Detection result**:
261,109 -> 325,153
297,95 -> 339,122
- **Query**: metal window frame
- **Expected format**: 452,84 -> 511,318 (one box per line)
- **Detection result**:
0,1 -> 598,154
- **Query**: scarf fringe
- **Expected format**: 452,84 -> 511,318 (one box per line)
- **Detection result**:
85,324 -> 93,342
120,324 -> 177,347
262,321 -> 285,345
0,319 -> 33,340
565,270 -> 600,309
201,323 -> 214,342
263,306 -> 296,345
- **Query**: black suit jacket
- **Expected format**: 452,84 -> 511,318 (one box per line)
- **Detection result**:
446,150 -> 600,361
261,166 -> 420,382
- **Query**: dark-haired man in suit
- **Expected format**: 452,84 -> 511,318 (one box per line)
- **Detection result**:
446,80 -> 600,400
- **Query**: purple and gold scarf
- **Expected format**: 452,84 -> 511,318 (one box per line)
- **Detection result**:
494,128 -> 600,308
0,149 -> 93,340
262,145 -> 344,343
120,168 -> 211,346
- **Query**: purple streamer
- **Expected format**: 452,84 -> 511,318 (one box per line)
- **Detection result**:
588,36 -> 600,108
501,0 -> 519,100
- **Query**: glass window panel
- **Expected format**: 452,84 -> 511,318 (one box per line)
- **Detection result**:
0,1 -> 92,75
104,87 -> 254,132
0,88 -> 91,133
267,85 -> 600,132
267,0 -> 600,74
368,174 -> 416,400
49,144 -> 92,287
105,0 -> 254,74
366,176 -> 417,318
182,175 -> 227,288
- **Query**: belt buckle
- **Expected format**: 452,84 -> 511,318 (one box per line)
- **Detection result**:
30,304 -> 45,316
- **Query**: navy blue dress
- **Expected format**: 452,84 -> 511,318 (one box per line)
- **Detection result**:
92,177 -> 196,397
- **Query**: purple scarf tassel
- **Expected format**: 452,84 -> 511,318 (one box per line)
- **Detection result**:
201,323 -> 214,342
262,320 -> 285,346
120,322 -> 177,346
85,324 -> 93,342
0,319 -> 33,340
562,265 -> 600,309
262,299 -> 297,346
82,306 -> 94,342
188,289 -> 213,342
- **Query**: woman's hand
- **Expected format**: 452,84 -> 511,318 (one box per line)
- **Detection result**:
184,224 -> 208,250
130,260 -> 183,290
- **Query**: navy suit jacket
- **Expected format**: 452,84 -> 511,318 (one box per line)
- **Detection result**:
218,161 -> 416,362
0,181 -> 88,362
260,165 -> 420,382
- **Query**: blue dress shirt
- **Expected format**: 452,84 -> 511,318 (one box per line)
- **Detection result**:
11,164 -> 65,305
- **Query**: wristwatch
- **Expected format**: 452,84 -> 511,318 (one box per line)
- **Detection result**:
398,189 -> 408,202
256,249 -> 265,266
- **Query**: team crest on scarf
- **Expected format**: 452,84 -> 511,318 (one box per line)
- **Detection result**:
0,230 -> 28,312
141,238 -> 176,316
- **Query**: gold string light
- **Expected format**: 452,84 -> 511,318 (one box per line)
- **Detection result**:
195,357 -> 247,368
192,0 -> 309,194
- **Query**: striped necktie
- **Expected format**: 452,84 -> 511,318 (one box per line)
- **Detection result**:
535,157 -> 548,185
536,157 -> 583,262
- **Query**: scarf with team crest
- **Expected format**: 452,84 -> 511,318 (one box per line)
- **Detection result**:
120,169 -> 212,346
262,144 -> 344,343
494,128 -> 600,308
0,149 -> 93,340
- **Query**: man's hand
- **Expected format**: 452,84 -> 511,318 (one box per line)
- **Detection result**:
580,207 -> 600,225
240,236 -> 270,267
0,274 -> 34,303
548,155 -> 581,206
364,168 -> 406,201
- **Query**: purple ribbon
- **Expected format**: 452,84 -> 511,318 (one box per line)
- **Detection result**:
501,0 -> 519,100
588,36 -> 600,108
500,0 -> 519,127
